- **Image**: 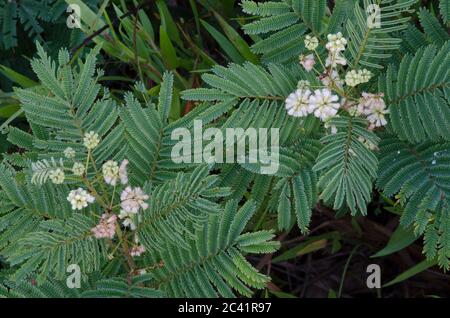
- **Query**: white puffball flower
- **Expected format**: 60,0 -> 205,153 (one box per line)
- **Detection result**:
345,70 -> 361,87
83,131 -> 100,150
72,162 -> 85,176
358,69 -> 372,83
67,188 -> 95,210
120,186 -> 149,214
285,89 -> 314,117
64,147 -> 76,159
309,89 -> 340,121
49,168 -> 65,184
367,104 -> 389,128
102,160 -> 119,186
326,32 -> 347,52
357,92 -> 386,116
304,35 -> 319,50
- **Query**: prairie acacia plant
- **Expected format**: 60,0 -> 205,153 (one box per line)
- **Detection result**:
0,0 -> 449,298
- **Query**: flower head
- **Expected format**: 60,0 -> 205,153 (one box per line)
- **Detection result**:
309,89 -> 340,121
367,104 -> 389,128
72,162 -> 85,176
299,54 -> 316,72
326,32 -> 347,52
91,214 -> 117,239
102,160 -> 119,186
345,70 -> 361,87
67,188 -> 95,210
357,92 -> 386,116
83,131 -> 100,150
304,35 -> 319,50
49,168 -> 65,184
285,89 -> 314,117
359,69 -> 372,83
64,147 -> 76,159
120,186 -> 149,214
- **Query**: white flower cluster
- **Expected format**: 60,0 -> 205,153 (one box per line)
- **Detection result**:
357,93 -> 389,129
304,35 -> 319,50
83,131 -> 100,150
102,160 -> 119,186
64,147 -> 76,159
286,88 -> 340,121
67,188 -> 95,210
345,69 -> 372,87
287,32 -> 388,131
102,159 -> 129,186
118,187 -> 149,231
326,32 -> 347,52
72,162 -> 85,176
49,168 -> 65,184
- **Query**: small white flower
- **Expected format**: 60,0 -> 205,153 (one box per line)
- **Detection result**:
299,54 -> 316,72
72,162 -> 85,176
64,147 -> 76,159
357,92 -> 386,116
297,80 -> 311,90
345,70 -> 361,87
120,186 -> 149,214
325,51 -> 347,68
102,160 -> 119,186
67,188 -> 95,210
83,131 -> 100,150
326,32 -> 347,52
304,35 -> 319,50
309,89 -> 340,121
358,69 -> 372,83
285,89 -> 314,117
49,168 -> 65,184
367,105 -> 389,128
